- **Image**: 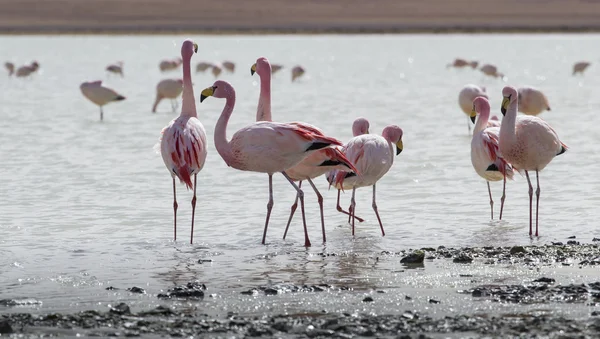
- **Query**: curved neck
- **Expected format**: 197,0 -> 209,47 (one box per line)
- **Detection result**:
256,72 -> 272,122
214,89 -> 236,165
499,99 -> 518,147
473,104 -> 490,134
180,54 -> 197,117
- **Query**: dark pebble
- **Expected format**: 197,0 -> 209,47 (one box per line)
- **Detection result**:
241,289 -> 258,296
264,288 -> 278,295
567,240 -> 580,245
593,238 -> 600,242
127,287 -> 145,294
110,303 -> 130,315
592,311 -> 599,316
510,246 -> 527,255
405,296 -> 412,300
197,259 -> 213,264
568,236 -> 576,239
533,277 -> 556,284
0,319 -> 12,334
376,290 -> 386,294
362,296 -> 374,302
428,299 -> 440,304
400,251 -> 425,264
453,253 -> 473,263
105,286 -> 119,291
552,242 -> 564,246
157,281 -> 206,299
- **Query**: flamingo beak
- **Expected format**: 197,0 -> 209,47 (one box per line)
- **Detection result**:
395,140 -> 403,155
470,106 -> 477,123
193,43 -> 198,53
501,95 -> 511,115
250,63 -> 257,76
200,86 -> 214,103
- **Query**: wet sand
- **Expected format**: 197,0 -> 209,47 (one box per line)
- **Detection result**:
1,0 -> 600,33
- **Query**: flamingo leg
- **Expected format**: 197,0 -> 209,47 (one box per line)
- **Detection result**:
372,184 -> 385,236
306,178 -> 326,243
535,170 -> 540,237
172,178 -> 178,241
281,172 -> 311,247
499,175 -> 506,220
100,106 -> 104,121
487,181 -> 494,220
336,190 -> 365,222
261,174 -> 274,245
350,187 -> 357,236
283,181 -> 301,240
525,171 -> 533,236
190,174 -> 197,244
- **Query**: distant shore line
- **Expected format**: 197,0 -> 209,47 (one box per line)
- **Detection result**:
2,25 -> 600,35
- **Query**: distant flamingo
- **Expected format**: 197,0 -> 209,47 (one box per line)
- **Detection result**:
573,61 -> 590,75
79,80 -> 126,121
250,57 -> 358,243
327,125 -> 404,236
499,86 -> 568,236
160,57 -> 183,72
469,96 -> 514,220
106,62 -> 124,77
447,58 -> 478,69
157,40 -> 207,244
488,115 -> 500,128
517,86 -> 551,116
152,78 -> 184,113
15,61 -> 39,78
291,66 -> 305,82
222,61 -> 235,73
271,64 -> 284,74
4,62 -> 14,76
196,62 -> 214,72
211,64 -> 223,78
480,64 -> 504,79
200,80 -> 344,247
459,84 -> 488,133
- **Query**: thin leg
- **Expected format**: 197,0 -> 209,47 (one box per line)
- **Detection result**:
350,187 -> 357,236
336,190 -> 365,222
535,170 -> 540,237
499,175 -> 506,220
190,174 -> 197,244
281,172 -> 311,247
372,184 -> 385,236
487,181 -> 494,220
283,181 -> 301,240
524,171 -> 533,236
100,106 -> 104,121
261,174 -> 274,245
307,178 -> 326,243
172,178 -> 178,241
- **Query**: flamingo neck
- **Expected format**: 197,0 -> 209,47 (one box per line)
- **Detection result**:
256,72 -> 272,122
473,104 -> 490,135
214,89 -> 236,165
499,100 -> 518,150
180,55 -> 197,117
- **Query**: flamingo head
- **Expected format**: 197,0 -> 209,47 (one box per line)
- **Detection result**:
471,96 -> 490,123
251,57 -> 271,77
501,86 -> 518,115
181,40 -> 197,60
382,125 -> 403,155
352,117 -> 370,136
200,80 -> 233,102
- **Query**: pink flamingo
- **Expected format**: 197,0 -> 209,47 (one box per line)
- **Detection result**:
291,66 -> 305,82
517,86 -> 551,116
106,62 -> 124,77
199,80 -> 344,247
4,62 -> 14,76
469,96 -> 514,220
250,57 -> 358,243
447,58 -> 478,69
157,40 -> 207,244
573,61 -> 590,75
499,86 -> 568,236
160,57 -> 183,72
79,80 -> 126,121
222,61 -> 235,73
458,84 -> 488,133
152,78 -> 184,113
327,125 -> 404,236
15,61 -> 39,78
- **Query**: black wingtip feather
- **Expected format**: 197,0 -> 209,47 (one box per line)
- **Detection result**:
486,164 -> 500,172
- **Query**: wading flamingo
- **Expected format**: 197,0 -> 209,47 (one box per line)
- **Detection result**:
291,66 -> 305,82
199,80 -> 344,247
157,40 -> 207,244
573,62 -> 590,75
518,86 -> 551,116
79,80 -> 126,121
196,62 -> 213,72
499,86 -> 567,237
152,78 -> 184,113
4,62 -> 14,76
211,64 -> 223,78
469,96 -> 514,220
15,61 -> 39,78
447,58 -> 478,69
480,64 -> 504,79
106,62 -> 123,77
222,61 -> 235,72
271,64 -> 283,74
327,125 -> 404,236
250,57 -> 358,243
160,57 -> 183,72
459,84 -> 488,133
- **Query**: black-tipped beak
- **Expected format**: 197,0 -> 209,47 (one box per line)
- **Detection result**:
200,95 -> 207,103
396,146 -> 402,155
501,107 -> 507,115
470,115 -> 476,123
396,140 -> 403,155
250,69 -> 255,75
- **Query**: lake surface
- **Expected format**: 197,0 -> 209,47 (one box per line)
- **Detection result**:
0,34 -> 598,314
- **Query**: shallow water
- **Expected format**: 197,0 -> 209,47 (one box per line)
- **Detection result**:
0,34 -> 598,314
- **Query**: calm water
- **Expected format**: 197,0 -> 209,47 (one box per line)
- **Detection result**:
0,34 -> 598,314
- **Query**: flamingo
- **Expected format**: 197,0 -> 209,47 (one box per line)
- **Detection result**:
160,58 -> 182,72
573,61 -> 590,75
106,62 -> 124,77
222,61 -> 235,73
196,62 -> 214,73
152,78 -> 184,113
79,80 -> 126,121
447,58 -> 478,69
517,86 -> 551,116
469,96 -> 514,220
271,64 -> 284,74
480,64 -> 504,79
4,62 -> 14,76
326,125 -> 404,236
211,64 -> 223,78
291,66 -> 305,82
15,61 -> 39,78
157,40 -> 207,244
199,80 -> 344,247
250,57 -> 358,243
499,86 -> 568,236
458,84 -> 488,133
